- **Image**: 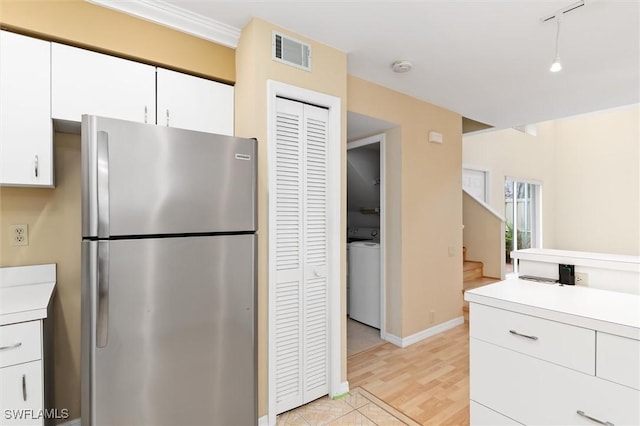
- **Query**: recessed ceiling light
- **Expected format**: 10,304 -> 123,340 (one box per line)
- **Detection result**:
391,60 -> 413,73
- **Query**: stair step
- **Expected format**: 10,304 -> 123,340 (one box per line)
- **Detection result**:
463,260 -> 483,281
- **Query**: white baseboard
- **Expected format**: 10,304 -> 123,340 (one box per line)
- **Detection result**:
330,381 -> 350,398
57,419 -> 81,426
384,316 -> 465,348
258,414 -> 269,426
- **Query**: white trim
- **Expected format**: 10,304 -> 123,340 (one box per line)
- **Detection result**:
86,0 -> 241,48
258,415 -> 270,426
267,81 -> 342,426
330,381 -> 350,399
57,419 -> 81,426
384,317 -> 465,348
346,133 -> 387,341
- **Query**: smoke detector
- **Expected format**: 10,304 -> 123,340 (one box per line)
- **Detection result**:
391,60 -> 413,73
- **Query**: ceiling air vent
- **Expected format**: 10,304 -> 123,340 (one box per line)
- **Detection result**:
272,31 -> 311,71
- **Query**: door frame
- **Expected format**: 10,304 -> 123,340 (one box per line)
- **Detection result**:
346,133 -> 387,340
266,80 -> 343,425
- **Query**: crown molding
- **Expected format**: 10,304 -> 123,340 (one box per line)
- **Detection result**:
86,0 -> 241,48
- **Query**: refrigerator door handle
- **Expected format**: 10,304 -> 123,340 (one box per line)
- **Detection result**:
97,131 -> 110,239
96,241 -> 110,348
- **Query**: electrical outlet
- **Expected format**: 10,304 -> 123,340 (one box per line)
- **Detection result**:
429,310 -> 435,323
448,246 -> 456,257
10,224 -> 29,246
575,272 -> 589,286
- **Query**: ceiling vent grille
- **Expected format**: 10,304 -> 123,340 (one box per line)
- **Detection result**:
272,31 -> 311,71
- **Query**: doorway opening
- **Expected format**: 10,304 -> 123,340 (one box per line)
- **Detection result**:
347,135 -> 383,356
504,177 -> 542,276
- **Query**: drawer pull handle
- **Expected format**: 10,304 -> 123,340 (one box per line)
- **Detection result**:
509,330 -> 538,340
0,342 -> 22,351
22,374 -> 27,401
577,410 -> 614,426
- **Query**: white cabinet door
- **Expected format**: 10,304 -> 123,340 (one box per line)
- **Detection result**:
51,43 -> 155,124
156,68 -> 234,135
0,31 -> 53,187
0,360 -> 43,426
471,338 -> 640,426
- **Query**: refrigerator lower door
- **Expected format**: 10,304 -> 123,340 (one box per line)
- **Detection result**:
82,235 -> 256,426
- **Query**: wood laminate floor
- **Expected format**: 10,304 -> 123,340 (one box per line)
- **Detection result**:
347,323 -> 470,425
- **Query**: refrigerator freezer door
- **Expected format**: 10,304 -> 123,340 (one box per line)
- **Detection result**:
81,115 -> 256,237
83,235 -> 256,426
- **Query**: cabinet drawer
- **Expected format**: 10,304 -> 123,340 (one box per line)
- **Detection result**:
0,322 -> 41,368
0,360 -> 43,425
597,332 -> 640,390
470,401 -> 522,425
470,303 -> 595,374
471,338 -> 639,426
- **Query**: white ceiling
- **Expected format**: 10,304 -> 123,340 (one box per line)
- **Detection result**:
96,0 -> 639,130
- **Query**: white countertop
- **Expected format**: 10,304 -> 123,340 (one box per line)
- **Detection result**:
465,278 -> 640,340
0,264 -> 56,326
511,248 -> 640,272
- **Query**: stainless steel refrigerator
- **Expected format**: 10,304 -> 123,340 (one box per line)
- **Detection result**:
80,115 -> 257,426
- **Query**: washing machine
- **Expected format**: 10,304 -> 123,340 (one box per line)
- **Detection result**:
348,240 -> 380,329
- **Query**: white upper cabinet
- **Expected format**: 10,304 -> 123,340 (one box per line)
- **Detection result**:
156,68 -> 234,135
51,43 -> 155,124
0,31 -> 53,187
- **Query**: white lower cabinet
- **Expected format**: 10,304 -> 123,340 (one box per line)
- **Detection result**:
0,361 -> 43,425
470,401 -> 522,425
471,338 -> 639,426
0,321 -> 45,426
466,281 -> 640,426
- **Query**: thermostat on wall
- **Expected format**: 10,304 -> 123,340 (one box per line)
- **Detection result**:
429,131 -> 443,144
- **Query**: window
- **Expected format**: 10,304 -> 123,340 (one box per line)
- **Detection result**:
505,178 -> 541,263
463,167 -> 489,203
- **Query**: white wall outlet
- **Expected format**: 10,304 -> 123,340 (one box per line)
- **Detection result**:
10,224 -> 29,246
575,272 -> 589,286
448,246 -> 456,257
429,310 -> 435,323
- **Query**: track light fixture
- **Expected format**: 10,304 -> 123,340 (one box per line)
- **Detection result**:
550,17 -> 563,73
542,0 -> 585,73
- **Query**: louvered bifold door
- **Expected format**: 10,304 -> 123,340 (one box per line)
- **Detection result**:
273,98 -> 330,415
301,104 -> 329,403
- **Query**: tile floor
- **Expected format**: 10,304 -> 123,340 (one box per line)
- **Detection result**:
276,387 -> 420,426
347,318 -> 384,357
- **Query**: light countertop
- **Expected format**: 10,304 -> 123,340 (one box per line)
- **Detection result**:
0,264 -> 56,326
465,278 -> 640,340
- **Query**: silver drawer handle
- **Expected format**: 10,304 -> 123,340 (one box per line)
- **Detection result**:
0,342 -> 23,351
577,410 -> 614,426
509,330 -> 539,340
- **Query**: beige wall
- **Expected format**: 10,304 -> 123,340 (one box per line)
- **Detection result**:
463,105 -> 639,256
0,134 -> 81,419
347,76 -> 463,337
383,126 -> 403,336
554,105 -> 640,255
0,1 -> 235,420
462,192 -> 503,279
0,0 -> 235,82
463,122 -> 558,249
234,18 -> 348,417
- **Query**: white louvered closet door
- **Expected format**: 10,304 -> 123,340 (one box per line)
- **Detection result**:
274,97 -> 329,414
